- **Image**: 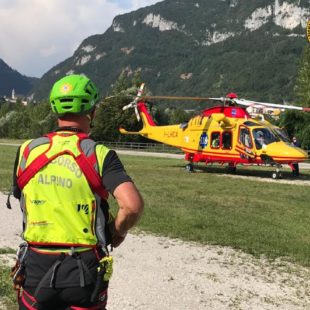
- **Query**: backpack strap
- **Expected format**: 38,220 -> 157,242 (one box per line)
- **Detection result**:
17,138 -> 53,190
72,133 -> 109,200
75,153 -> 109,200
17,132 -> 109,200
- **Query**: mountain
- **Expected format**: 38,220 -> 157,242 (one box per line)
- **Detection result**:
0,59 -> 38,97
33,0 -> 310,106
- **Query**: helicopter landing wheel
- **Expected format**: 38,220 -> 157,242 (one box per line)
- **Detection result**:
272,171 -> 282,179
185,163 -> 194,173
272,165 -> 282,179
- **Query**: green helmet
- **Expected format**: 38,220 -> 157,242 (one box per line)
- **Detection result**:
49,74 -> 99,116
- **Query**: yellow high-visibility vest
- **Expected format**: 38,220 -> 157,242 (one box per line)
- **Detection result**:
17,131 -> 110,247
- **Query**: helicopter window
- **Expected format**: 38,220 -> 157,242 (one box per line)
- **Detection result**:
179,122 -> 188,129
239,127 -> 252,148
191,116 -> 201,126
211,132 -> 220,149
243,121 -> 260,127
253,128 -> 280,150
222,131 -> 232,150
272,127 -> 290,143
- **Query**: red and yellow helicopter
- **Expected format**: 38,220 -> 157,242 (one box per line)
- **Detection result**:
119,84 -> 309,179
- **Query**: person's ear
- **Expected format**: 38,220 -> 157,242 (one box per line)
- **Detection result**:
91,108 -> 96,120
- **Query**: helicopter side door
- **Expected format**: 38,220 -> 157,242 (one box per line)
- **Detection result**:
239,126 -> 253,149
237,125 -> 256,159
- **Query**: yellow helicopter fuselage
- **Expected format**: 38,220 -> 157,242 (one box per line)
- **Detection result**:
120,103 -> 308,169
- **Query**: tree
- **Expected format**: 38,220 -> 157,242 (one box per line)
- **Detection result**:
280,45 -> 310,148
152,106 -> 169,125
92,73 -> 145,142
168,109 -> 193,125
27,102 -> 57,137
294,45 -> 310,106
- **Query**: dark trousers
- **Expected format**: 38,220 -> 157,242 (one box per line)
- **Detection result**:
19,248 -> 108,310
19,285 -> 107,310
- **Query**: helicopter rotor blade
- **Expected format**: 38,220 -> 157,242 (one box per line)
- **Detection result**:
140,96 -> 213,101
104,94 -> 135,103
108,94 -> 215,102
122,102 -> 133,111
234,98 -> 310,111
208,97 -> 226,101
136,83 -> 145,99
135,107 -> 141,122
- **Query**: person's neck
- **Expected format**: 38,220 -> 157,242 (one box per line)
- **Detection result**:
57,119 -> 89,133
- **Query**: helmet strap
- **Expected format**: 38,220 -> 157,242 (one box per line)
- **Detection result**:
86,113 -> 95,128
55,126 -> 84,133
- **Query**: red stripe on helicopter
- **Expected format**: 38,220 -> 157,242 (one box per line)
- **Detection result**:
181,146 -> 239,156
185,153 -> 255,163
235,145 -> 256,157
272,156 -> 307,161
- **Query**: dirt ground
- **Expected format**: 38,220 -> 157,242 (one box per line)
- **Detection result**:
0,193 -> 309,310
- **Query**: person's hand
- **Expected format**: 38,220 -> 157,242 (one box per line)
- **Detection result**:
108,220 -> 127,248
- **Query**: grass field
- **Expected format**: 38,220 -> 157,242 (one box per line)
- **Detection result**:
0,248 -> 16,308
0,264 -> 17,309
117,155 -> 310,266
0,144 -> 310,268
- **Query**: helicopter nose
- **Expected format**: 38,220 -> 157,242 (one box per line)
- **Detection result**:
265,143 -> 308,162
284,144 -> 308,160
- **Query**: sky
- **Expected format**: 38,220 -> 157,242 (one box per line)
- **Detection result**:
0,0 -> 160,78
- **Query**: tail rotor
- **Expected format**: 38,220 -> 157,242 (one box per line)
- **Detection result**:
122,83 -> 145,122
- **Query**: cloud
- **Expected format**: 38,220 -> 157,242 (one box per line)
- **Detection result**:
0,0 -> 160,77
39,45 -> 58,58
108,0 -> 161,9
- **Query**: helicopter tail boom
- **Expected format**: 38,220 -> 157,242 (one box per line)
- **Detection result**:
119,128 -> 143,135
120,101 -> 185,147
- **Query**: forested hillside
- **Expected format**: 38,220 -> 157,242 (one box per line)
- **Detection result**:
1,0 -> 310,147
32,0 -> 309,106
1,44 -> 310,148
0,59 -> 37,96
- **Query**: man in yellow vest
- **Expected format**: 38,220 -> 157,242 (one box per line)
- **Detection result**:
12,74 -> 144,309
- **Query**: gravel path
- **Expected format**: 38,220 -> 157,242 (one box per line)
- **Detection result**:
0,193 -> 309,309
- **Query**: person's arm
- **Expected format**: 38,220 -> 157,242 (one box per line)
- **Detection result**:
110,181 -> 144,247
100,149 -> 144,247
12,146 -> 21,199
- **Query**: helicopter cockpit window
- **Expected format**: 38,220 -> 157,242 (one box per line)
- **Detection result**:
222,131 -> 232,150
239,127 -> 252,148
211,132 -> 220,149
272,127 -> 290,143
253,128 -> 280,150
